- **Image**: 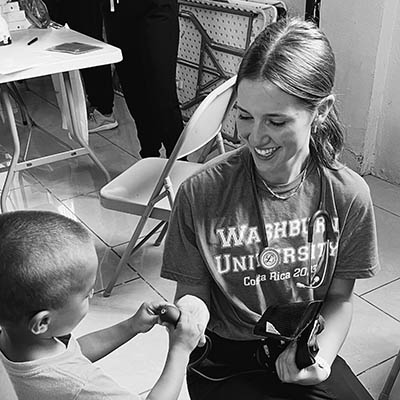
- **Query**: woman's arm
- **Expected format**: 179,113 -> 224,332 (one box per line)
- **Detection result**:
174,281 -> 211,307
276,277 -> 354,385
317,277 -> 354,364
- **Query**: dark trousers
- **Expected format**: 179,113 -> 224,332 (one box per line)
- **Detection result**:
102,0 -> 183,157
43,0 -> 115,115
188,331 -> 374,400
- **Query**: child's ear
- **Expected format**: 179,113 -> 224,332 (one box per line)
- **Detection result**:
28,311 -> 51,335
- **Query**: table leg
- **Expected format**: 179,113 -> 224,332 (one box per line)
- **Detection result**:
0,84 -> 21,213
8,82 -> 73,160
62,72 -> 111,182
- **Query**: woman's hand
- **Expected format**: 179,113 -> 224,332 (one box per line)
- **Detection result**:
167,309 -> 203,354
175,295 -> 210,347
275,341 -> 331,385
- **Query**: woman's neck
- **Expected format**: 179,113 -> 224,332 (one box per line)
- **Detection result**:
258,154 -> 310,186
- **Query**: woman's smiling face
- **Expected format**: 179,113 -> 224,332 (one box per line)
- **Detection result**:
236,78 -> 315,184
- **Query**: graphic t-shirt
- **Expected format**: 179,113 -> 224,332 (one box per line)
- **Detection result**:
161,147 -> 380,340
0,334 -> 139,400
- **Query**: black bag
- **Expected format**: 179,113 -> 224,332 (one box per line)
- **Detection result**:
253,300 -> 325,369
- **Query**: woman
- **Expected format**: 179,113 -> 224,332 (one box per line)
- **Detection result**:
162,18 -> 379,400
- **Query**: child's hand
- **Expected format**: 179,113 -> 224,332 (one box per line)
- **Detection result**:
167,309 -> 203,354
130,301 -> 171,334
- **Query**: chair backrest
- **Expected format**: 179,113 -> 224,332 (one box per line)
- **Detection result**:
145,76 -> 236,209
174,75 -> 237,160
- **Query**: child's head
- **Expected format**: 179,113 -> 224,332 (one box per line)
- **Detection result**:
0,210 -> 98,337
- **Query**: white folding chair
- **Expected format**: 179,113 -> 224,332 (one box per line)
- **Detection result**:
99,76 -> 236,296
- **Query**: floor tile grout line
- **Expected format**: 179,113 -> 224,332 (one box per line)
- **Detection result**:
52,186 -> 166,279
16,82 -> 140,160
65,208 -> 118,251
1,170 -> 42,192
357,353 -> 399,377
367,174 -> 400,190
21,82 -> 60,109
97,131 -> 141,159
48,188 -> 116,251
57,188 -> 100,203
358,276 -> 400,297
56,194 -> 151,293
134,270 -> 172,303
28,78 -> 140,159
5,146 -> 159,286
109,246 -> 141,275
374,203 -> 400,218
355,293 -> 400,323
47,185 -> 164,249
93,275 -> 142,296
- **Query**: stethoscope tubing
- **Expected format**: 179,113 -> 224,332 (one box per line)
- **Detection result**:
251,160 -> 335,290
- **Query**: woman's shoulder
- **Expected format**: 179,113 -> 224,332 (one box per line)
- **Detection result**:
184,146 -> 250,186
324,162 -> 372,204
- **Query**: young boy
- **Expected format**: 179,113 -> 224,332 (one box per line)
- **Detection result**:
0,210 -> 202,400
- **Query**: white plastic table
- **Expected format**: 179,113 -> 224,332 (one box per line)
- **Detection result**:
0,27 -> 123,212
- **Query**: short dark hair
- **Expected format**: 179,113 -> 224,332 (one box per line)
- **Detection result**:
0,210 -> 93,324
236,17 -> 344,168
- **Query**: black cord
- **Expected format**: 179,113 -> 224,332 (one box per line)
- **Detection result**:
187,335 -> 275,382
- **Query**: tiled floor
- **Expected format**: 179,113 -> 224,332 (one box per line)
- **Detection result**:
1,77 -> 400,400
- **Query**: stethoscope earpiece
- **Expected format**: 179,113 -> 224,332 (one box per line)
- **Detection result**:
296,274 -> 322,290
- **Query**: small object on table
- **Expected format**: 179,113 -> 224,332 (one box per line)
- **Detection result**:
27,36 -> 38,45
0,13 -> 11,45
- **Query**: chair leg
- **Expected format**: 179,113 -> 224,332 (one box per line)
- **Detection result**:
103,215 -> 160,297
154,221 -> 168,246
215,132 -> 225,154
379,351 -> 400,400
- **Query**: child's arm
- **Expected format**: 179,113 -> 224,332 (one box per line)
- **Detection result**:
77,301 -> 166,362
145,310 -> 202,400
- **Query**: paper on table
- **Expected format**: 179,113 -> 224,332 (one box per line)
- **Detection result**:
46,41 -> 102,55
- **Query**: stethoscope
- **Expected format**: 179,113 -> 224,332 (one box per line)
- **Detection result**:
251,159 -> 338,291
188,160 -> 338,381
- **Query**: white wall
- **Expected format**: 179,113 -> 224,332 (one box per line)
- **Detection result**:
321,0 -> 400,183
321,0 -> 384,173
281,0 -> 306,17
374,1 -> 400,184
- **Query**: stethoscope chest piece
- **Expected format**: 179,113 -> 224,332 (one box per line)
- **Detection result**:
259,247 -> 280,269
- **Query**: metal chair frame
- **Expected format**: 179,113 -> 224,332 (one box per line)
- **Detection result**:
100,76 -> 236,296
